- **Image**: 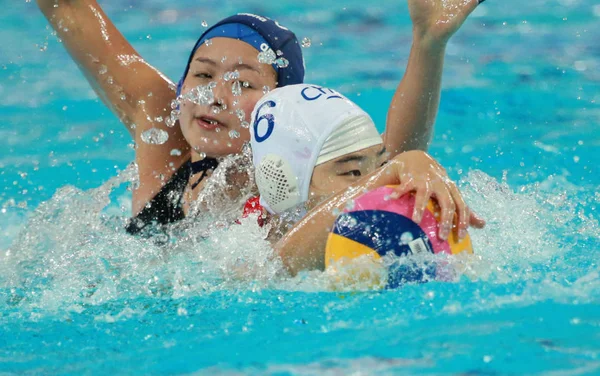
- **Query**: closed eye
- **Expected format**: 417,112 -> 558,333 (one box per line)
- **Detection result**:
194,72 -> 212,79
339,170 -> 362,177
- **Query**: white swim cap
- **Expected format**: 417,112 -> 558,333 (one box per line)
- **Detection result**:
250,84 -> 383,214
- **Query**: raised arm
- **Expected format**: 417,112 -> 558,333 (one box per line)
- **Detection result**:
275,151 -> 485,275
37,0 -> 172,136
384,0 -> 482,156
37,0 -> 191,215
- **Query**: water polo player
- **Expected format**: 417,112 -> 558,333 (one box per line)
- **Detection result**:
248,84 -> 485,275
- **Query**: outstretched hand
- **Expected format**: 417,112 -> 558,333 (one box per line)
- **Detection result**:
409,0 -> 484,46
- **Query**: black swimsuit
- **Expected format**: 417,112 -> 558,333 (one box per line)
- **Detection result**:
125,158 -> 219,235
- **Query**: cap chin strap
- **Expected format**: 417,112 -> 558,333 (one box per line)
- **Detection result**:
255,154 -> 300,214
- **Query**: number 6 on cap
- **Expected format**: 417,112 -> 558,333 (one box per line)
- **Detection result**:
253,100 -> 276,143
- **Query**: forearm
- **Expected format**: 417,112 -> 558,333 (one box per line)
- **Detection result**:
384,37 -> 446,156
36,0 -> 174,138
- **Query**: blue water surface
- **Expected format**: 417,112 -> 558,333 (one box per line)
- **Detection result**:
1,0 -> 599,374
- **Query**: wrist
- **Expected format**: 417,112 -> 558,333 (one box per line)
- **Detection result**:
412,29 -> 449,54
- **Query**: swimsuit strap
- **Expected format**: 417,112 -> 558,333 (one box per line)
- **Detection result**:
190,157 -> 219,190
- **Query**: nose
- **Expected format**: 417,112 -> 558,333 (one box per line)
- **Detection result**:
210,78 -> 233,113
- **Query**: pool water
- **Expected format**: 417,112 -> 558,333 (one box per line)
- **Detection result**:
1,0 -> 599,374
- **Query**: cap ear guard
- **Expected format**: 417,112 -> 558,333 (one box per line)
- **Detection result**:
256,154 -> 300,214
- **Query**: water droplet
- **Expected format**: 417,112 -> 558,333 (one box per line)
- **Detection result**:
198,152 -> 207,159
107,76 -> 114,84
400,232 -> 414,245
62,106 -> 68,111
99,65 -> 108,75
262,86 -> 271,94
201,20 -> 208,27
223,70 -> 239,82
170,149 -> 182,156
131,176 -> 140,191
345,200 -> 355,211
275,58 -> 289,68
154,116 -> 163,123
240,121 -> 250,129
165,116 -> 176,127
257,48 -> 277,64
235,109 -> 245,120
232,81 -> 242,97
276,50 -> 283,56
301,37 -> 311,48
228,130 -> 240,139
141,128 -> 169,145
221,56 -> 227,63
120,94 -> 126,101
214,126 -> 221,133
181,84 -> 215,106
204,39 -> 212,46
146,34 -> 152,40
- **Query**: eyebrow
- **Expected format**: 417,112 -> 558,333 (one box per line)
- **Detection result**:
335,155 -> 367,164
194,57 -> 217,66
334,147 -> 387,165
194,57 -> 261,74
235,63 -> 261,74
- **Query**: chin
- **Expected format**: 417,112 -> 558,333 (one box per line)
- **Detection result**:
183,130 -> 249,159
189,143 -> 241,158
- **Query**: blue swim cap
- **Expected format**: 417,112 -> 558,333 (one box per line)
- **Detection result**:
176,14 -> 305,96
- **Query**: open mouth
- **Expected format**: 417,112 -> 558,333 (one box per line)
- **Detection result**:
196,116 -> 225,130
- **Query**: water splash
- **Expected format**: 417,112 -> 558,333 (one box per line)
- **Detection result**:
166,83 -> 216,127
1,170 -> 598,317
